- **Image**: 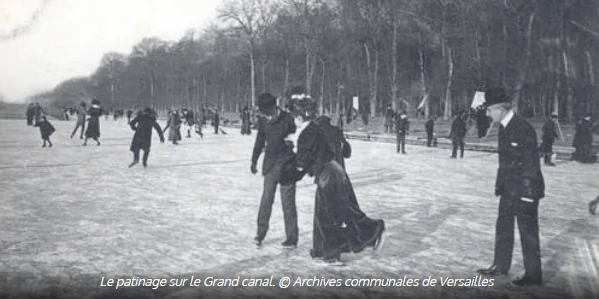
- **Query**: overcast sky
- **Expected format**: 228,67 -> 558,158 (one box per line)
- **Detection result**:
0,0 -> 223,103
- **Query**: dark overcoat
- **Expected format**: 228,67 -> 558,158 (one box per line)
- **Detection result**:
85,106 -> 102,138
495,114 -> 545,200
130,114 -> 164,151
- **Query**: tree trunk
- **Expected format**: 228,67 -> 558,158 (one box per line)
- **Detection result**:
373,48 -> 379,116
444,46 -> 453,120
261,60 -> 267,93
475,28 -> 483,86
419,44 -> 428,118
320,58 -> 325,115
283,58 -> 290,94
391,20 -> 399,111
586,50 -> 595,84
250,44 -> 256,109
513,12 -> 535,114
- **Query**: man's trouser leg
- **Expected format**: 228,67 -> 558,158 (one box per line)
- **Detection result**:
516,198 -> 542,281
451,141 -> 458,157
493,195 -> 516,272
256,170 -> 278,241
280,182 -> 298,243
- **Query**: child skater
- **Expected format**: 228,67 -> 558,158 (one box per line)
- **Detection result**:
129,108 -> 165,168
37,115 -> 55,148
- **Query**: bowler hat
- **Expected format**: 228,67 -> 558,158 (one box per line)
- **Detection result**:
484,87 -> 510,107
258,93 -> 277,111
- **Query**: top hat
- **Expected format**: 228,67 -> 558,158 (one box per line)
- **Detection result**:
484,87 -> 510,107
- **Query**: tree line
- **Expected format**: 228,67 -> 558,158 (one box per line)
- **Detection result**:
31,0 -> 599,122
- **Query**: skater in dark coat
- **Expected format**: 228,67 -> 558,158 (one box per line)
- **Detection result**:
314,115 -> 351,169
83,100 -> 102,146
37,116 -> 55,148
288,89 -> 385,265
129,108 -> 165,168
572,113 -> 594,163
71,102 -> 87,139
26,103 -> 35,126
250,92 -> 299,248
539,113 -> 559,166
212,110 -> 220,134
163,110 -> 182,145
450,112 -> 467,158
241,106 -> 252,135
477,87 -> 545,286
425,116 -> 436,147
395,111 -> 409,154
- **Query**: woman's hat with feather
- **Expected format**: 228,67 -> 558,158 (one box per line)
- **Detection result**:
288,86 -> 317,119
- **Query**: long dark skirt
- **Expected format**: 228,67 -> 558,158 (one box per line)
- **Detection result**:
311,160 -> 385,260
168,127 -> 181,141
85,117 -> 100,138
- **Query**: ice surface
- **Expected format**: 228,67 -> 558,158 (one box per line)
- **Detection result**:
0,119 -> 598,298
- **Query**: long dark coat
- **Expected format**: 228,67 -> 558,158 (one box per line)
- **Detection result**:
540,119 -> 558,154
450,117 -> 467,142
85,106 -> 102,138
296,121 -> 384,260
572,119 -> 593,149
130,114 -> 164,151
495,114 -> 545,200
38,120 -> 55,139
314,115 -> 351,169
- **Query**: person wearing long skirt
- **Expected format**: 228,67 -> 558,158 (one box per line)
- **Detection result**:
37,115 -> 55,148
286,87 -> 385,265
129,108 -> 165,168
83,100 -> 102,146
163,110 -> 182,145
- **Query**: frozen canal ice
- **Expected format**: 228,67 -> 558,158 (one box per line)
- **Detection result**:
0,118 -> 598,298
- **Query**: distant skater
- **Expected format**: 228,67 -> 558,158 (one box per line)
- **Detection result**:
163,110 -> 182,145
83,100 -> 102,146
129,108 -> 165,168
37,116 -> 55,148
71,102 -> 87,139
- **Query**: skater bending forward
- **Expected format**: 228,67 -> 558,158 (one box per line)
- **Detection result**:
287,87 -> 385,265
129,108 -> 165,168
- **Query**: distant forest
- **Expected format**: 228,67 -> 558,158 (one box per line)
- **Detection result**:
29,0 -> 599,121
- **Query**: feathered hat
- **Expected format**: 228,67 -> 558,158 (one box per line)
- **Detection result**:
288,86 -> 317,118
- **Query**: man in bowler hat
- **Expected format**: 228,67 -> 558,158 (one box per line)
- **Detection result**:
250,93 -> 299,248
477,87 -> 545,286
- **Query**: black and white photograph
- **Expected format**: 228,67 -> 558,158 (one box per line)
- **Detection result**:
1,0 -> 598,298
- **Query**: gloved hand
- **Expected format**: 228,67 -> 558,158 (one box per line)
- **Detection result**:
250,163 -> 258,174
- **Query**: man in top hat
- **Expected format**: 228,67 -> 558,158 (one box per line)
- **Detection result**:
477,87 -> 545,286
250,92 -> 299,248
540,113 -> 559,166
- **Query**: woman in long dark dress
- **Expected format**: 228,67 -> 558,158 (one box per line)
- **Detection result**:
288,89 -> 385,265
129,108 -> 165,168
83,100 -> 102,146
163,110 -> 182,145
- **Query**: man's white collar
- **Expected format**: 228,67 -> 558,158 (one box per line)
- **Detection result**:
500,110 -> 514,128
